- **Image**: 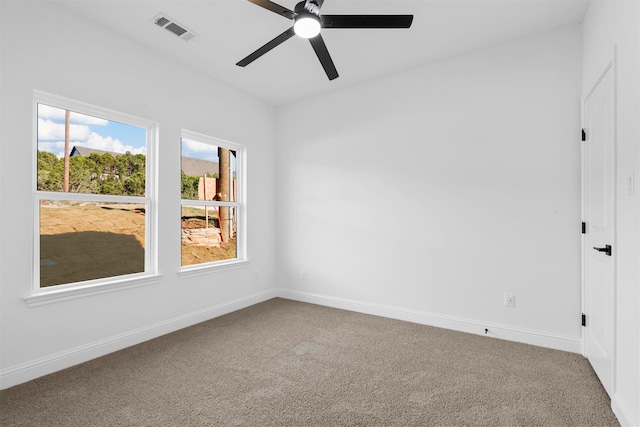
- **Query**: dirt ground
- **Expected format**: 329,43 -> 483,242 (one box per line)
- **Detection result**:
39,203 -> 146,287
39,202 -> 236,287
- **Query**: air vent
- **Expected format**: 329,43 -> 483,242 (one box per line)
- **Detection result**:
152,13 -> 198,42
154,16 -> 170,27
165,22 -> 187,37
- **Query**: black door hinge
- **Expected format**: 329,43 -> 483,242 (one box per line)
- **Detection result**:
582,222 -> 586,234
582,314 -> 586,327
582,128 -> 586,141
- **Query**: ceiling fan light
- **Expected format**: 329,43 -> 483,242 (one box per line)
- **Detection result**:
294,15 -> 321,39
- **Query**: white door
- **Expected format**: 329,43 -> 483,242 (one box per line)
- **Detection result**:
582,62 -> 615,397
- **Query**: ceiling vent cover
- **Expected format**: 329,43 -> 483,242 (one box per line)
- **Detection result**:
152,13 -> 198,42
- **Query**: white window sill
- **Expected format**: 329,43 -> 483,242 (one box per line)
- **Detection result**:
178,259 -> 249,279
24,274 -> 163,307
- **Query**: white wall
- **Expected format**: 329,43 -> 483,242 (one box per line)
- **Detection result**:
582,2 -> 640,425
0,2 -> 277,388
277,25 -> 583,351
2,4 -> 637,424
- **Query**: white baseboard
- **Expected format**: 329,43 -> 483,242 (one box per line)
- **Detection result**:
276,288 -> 582,354
0,287 -> 585,391
613,393 -> 640,427
0,289 -> 277,390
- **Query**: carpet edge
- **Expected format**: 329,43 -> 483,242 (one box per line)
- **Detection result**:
276,288 -> 583,354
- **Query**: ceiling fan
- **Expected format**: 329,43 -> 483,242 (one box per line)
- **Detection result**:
236,0 -> 414,80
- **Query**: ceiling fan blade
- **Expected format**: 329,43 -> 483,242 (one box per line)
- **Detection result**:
321,15 -> 413,29
236,27 -> 296,67
247,0 -> 295,20
309,34 -> 339,80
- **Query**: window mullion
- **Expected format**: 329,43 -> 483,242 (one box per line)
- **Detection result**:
180,199 -> 238,208
36,191 -> 148,204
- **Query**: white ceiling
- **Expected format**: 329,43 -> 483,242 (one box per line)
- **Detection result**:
54,0 -> 589,106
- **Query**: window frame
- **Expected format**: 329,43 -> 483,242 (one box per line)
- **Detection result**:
26,91 -> 160,307
178,129 -> 247,278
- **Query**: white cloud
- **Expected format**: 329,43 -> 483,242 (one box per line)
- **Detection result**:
182,138 -> 218,153
182,138 -> 218,161
37,105 -> 146,157
38,118 -> 91,141
38,134 -> 146,158
84,132 -> 146,155
38,104 -> 108,126
38,141 -> 67,158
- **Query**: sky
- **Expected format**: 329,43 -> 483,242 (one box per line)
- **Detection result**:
37,103 -> 234,166
182,138 -> 237,173
37,103 -> 146,158
181,138 -> 220,163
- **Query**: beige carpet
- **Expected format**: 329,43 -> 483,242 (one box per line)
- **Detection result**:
0,298 -> 619,426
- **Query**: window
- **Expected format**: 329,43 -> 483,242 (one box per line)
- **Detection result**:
32,92 -> 157,297
180,130 -> 245,271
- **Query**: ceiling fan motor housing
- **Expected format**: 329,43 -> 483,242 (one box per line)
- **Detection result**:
294,1 -> 322,39
295,1 -> 321,16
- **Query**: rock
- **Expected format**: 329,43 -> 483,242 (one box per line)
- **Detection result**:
181,227 -> 222,247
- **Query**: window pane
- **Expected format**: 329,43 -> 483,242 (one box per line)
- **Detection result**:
181,138 -> 236,202
39,200 -> 145,287
37,104 -> 146,195
181,205 -> 237,266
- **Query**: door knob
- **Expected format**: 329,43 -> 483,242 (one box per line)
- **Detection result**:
593,245 -> 612,256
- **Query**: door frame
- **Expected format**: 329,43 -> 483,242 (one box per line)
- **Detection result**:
580,47 -> 617,395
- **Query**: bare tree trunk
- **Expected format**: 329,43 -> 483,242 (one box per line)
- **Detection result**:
217,147 -> 230,242
63,110 -> 70,192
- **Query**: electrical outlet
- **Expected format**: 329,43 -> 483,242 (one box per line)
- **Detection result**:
301,270 -> 307,280
253,272 -> 259,282
504,293 -> 515,307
